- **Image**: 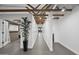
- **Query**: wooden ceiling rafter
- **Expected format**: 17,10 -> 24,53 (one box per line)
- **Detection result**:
50,5 -> 53,9
39,4 -> 50,20
37,4 -> 48,14
34,4 -> 48,24
53,14 -> 64,16
27,4 -> 36,14
33,14 -> 48,16
34,4 -> 41,14
41,5 -> 49,15
33,14 -> 64,16
53,17 -> 60,19
35,4 -> 41,9
0,4 -> 72,24
45,4 -> 52,9
42,4 -> 52,15
27,4 -> 46,24
0,9 -> 72,12
49,4 -> 54,9
25,7 -> 30,9
25,6 -> 33,14
27,4 -> 35,9
41,4 -> 49,9
56,6 -> 60,9
0,4 -> 72,17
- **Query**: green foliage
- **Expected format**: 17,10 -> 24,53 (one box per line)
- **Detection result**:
21,17 -> 31,41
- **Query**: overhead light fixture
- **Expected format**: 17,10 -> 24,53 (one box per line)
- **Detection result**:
61,7 -> 66,12
39,17 -> 42,20
53,4 -> 57,9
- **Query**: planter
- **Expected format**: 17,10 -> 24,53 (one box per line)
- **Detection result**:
21,17 -> 31,52
23,40 -> 28,51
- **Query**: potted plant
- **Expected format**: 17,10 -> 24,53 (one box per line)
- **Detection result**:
21,17 -> 31,51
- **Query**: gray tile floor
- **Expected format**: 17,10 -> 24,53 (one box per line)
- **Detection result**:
0,32 -> 76,55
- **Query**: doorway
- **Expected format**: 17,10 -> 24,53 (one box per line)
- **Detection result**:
9,24 -> 19,42
32,24 -> 49,51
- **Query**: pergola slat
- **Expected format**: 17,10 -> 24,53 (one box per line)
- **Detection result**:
0,9 -> 72,12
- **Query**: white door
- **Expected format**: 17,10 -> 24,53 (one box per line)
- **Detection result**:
0,20 -> 10,47
3,21 -> 10,46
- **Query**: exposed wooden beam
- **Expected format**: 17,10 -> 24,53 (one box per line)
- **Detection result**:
50,5 -> 54,9
27,4 -> 36,14
33,14 -> 64,16
45,4 -> 52,9
25,7 -> 31,12
33,14 -> 48,16
25,7 -> 30,9
35,4 -> 41,14
37,4 -> 48,14
41,4 -> 52,15
35,4 -> 41,9
27,4 -> 35,9
53,17 -> 60,19
0,9 -> 72,12
53,14 -> 64,16
25,7 -> 33,14
42,4 -> 48,9
66,9 -> 72,11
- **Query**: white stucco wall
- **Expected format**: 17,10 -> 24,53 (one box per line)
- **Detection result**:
54,6 -> 79,54
43,12 -> 53,51
28,15 -> 38,49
